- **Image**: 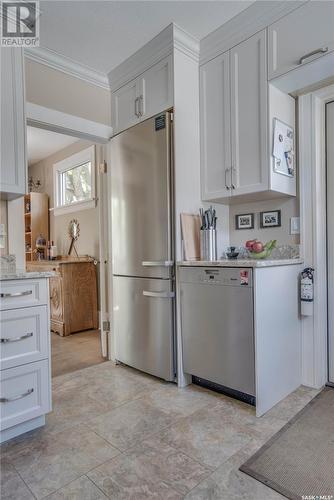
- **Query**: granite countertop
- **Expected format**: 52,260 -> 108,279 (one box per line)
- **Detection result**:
177,258 -> 303,268
0,271 -> 55,281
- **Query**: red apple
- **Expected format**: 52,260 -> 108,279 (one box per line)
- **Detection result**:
252,241 -> 264,253
245,239 -> 257,250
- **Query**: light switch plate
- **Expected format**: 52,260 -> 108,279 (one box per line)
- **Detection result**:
290,217 -> 300,235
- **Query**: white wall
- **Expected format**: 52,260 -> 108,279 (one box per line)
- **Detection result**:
229,197 -> 300,249
25,59 -> 111,126
28,140 -> 100,259
173,48 -> 229,260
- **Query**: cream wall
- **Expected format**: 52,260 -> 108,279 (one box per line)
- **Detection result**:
25,59 -> 111,126
228,197 -> 300,249
28,140 -> 100,259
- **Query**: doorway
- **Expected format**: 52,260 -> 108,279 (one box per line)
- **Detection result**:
327,101 -> 334,386
26,124 -> 106,377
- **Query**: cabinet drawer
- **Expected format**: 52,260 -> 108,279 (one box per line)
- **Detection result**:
0,279 -> 48,310
0,306 -> 49,370
0,360 -> 50,431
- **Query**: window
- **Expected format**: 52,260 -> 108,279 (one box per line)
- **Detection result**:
53,146 -> 96,215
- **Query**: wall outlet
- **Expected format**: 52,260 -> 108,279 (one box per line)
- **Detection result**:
290,217 -> 300,235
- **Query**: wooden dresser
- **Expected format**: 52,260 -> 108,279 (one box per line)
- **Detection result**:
26,259 -> 98,336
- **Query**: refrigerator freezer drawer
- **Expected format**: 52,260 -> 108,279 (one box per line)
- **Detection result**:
113,276 -> 174,381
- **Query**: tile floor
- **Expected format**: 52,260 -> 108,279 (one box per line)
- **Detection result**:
51,330 -> 105,377
1,362 -> 319,500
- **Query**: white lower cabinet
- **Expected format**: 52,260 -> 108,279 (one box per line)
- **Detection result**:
111,55 -> 173,134
0,359 -> 50,431
0,278 -> 51,443
0,306 -> 49,370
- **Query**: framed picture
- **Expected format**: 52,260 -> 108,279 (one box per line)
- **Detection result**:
235,213 -> 254,230
260,210 -> 281,228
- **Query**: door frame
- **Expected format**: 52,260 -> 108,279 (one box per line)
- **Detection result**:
26,102 -> 114,359
299,83 -> 334,388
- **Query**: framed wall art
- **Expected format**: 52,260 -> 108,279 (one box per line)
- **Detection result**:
235,213 -> 254,230
260,210 -> 281,228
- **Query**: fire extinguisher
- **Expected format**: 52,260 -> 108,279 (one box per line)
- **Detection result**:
301,267 -> 314,316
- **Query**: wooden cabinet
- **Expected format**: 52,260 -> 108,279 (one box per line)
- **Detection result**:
200,30 -> 295,203
111,55 -> 173,134
268,1 -> 334,80
24,192 -> 49,262
27,260 -> 98,336
0,48 -> 27,199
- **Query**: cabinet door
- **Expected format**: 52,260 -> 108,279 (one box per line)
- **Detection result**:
200,53 -> 232,201
49,276 -> 63,323
268,1 -> 334,80
230,30 -> 268,197
111,79 -> 140,134
139,56 -> 173,120
0,48 -> 26,198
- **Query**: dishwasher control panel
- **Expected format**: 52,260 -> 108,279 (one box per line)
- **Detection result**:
179,267 -> 253,287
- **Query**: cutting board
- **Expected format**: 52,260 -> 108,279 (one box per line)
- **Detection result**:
180,213 -> 201,261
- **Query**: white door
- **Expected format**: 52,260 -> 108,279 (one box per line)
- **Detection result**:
327,100 -> 334,385
111,79 -> 140,134
230,30 -> 268,197
139,56 -> 173,120
0,48 -> 26,198
199,52 -> 232,201
268,1 -> 334,80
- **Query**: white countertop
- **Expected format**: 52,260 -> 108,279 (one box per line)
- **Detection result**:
0,271 -> 55,281
177,258 -> 303,268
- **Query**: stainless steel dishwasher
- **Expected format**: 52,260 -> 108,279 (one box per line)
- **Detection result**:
179,267 -> 255,404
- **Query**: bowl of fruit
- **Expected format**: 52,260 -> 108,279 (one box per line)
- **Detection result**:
245,239 -> 277,259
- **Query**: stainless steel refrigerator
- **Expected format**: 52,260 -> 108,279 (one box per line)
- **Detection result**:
111,111 -> 175,381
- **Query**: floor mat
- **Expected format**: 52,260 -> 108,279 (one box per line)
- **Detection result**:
240,387 -> 334,500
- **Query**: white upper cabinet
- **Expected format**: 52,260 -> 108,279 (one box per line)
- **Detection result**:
139,56 -> 173,121
268,1 -> 334,80
111,55 -> 173,134
0,48 -> 27,199
200,52 -> 231,201
230,30 -> 268,197
111,78 -> 139,134
200,30 -> 272,203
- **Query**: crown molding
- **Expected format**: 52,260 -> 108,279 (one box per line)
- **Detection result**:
24,47 -> 110,90
200,1 -> 307,66
108,23 -> 199,91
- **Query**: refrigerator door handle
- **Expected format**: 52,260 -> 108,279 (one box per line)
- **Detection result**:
143,290 -> 175,299
142,261 -> 174,267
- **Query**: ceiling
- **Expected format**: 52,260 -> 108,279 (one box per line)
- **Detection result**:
38,1 -> 254,75
27,126 -> 78,166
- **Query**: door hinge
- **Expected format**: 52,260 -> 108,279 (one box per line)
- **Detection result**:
102,320 -> 110,331
99,161 -> 107,174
